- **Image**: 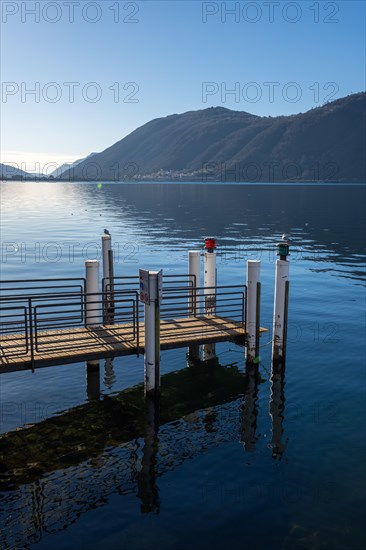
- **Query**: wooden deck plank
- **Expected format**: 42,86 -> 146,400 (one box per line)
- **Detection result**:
0,316 -> 268,372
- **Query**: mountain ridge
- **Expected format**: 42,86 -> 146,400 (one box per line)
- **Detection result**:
2,93 -> 364,183
62,92 -> 365,182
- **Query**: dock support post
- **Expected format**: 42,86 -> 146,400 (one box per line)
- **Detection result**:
85,260 -> 100,326
144,271 -> 161,399
188,250 -> 201,316
188,250 -> 201,364
202,238 -> 217,362
272,240 -> 290,363
102,233 -> 114,324
246,260 -> 261,365
86,360 -> 100,401
102,233 -> 112,283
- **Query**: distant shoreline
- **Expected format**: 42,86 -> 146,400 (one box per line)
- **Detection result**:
2,178 -> 365,185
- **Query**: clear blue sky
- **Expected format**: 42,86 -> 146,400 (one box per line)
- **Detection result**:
1,0 -> 365,171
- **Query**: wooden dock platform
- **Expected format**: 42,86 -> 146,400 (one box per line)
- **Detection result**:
0,316 -> 267,373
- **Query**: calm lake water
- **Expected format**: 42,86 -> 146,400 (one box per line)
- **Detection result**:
0,182 -> 365,550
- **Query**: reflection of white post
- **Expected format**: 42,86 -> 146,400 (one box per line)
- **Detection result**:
188,250 -> 201,364
85,260 -> 100,326
137,398 -> 160,513
86,360 -> 100,401
202,239 -> 216,361
269,361 -> 287,458
144,272 -> 161,398
272,260 -> 289,362
104,358 -> 116,389
246,260 -> 261,364
240,363 -> 259,452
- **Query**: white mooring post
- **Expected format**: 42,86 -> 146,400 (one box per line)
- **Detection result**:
101,233 -> 115,324
101,233 -> 112,283
188,250 -> 201,364
272,240 -> 290,363
202,238 -> 217,362
143,271 -> 161,398
85,260 -> 100,326
188,250 -> 201,315
246,260 -> 261,364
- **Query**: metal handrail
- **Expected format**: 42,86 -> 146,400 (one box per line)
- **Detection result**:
160,284 -> 247,344
0,278 -> 86,297
0,277 -> 246,368
0,289 -> 140,365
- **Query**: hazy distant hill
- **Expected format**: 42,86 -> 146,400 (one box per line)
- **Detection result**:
0,163 -> 33,179
60,92 -> 365,182
49,152 -> 97,177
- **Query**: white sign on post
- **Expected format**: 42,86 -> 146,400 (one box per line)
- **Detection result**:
139,269 -> 150,305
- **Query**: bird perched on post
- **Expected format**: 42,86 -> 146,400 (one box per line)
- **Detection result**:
104,229 -> 110,235
281,233 -> 291,243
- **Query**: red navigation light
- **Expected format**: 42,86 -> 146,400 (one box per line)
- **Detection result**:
205,238 -> 216,252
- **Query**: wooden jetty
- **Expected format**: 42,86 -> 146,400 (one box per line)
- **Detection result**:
0,238 -> 281,383
0,315 -> 267,373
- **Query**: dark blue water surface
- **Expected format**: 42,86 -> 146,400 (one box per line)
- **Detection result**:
0,182 -> 365,550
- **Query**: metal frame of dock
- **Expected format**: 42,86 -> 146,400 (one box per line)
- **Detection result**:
0,275 -> 267,373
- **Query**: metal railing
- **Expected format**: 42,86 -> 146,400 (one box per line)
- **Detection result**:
0,286 -> 139,366
33,290 -> 139,354
0,277 -> 86,298
0,299 -> 29,358
0,275 -> 246,368
0,278 -> 87,362
103,273 -> 197,325
160,284 -> 246,342
103,274 -> 196,296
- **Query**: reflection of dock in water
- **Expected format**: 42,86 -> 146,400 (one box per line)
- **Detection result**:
0,361 -> 244,548
0,359 -> 288,548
